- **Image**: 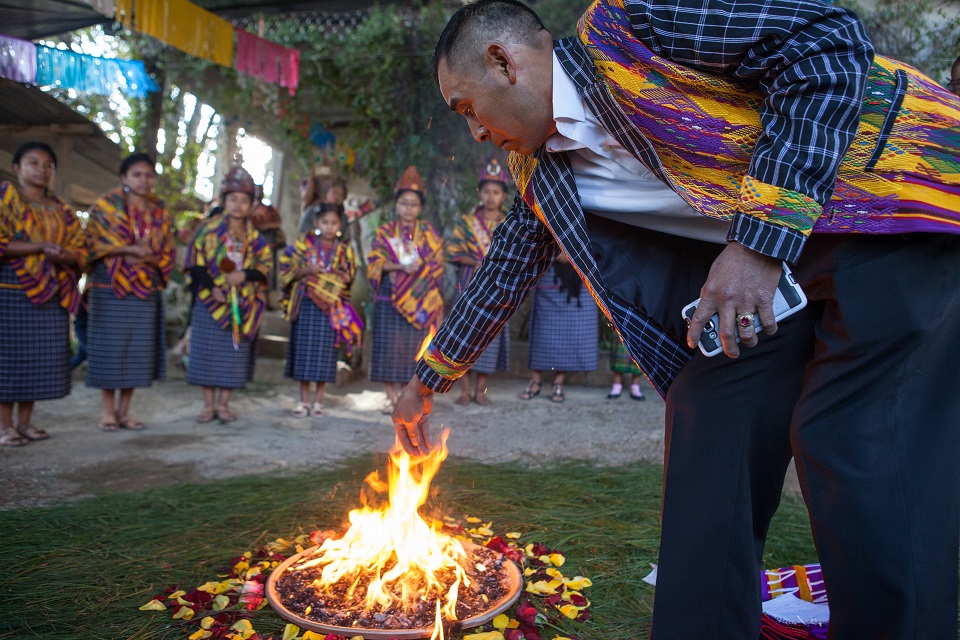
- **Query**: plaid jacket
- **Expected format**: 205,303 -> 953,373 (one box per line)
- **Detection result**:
418,0 -> 960,397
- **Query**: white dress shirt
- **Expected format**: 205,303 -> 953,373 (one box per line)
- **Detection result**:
545,52 -> 729,244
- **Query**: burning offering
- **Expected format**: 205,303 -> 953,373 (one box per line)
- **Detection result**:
266,433 -> 522,638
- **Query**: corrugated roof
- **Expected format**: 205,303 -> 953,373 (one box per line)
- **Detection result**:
0,79 -> 123,207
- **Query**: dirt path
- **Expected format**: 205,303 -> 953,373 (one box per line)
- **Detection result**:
1,358 -> 677,509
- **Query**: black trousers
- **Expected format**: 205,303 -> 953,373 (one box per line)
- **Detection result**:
647,233 -> 960,639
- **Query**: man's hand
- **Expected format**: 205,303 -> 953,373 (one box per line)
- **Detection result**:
686,242 -> 782,358
392,376 -> 434,457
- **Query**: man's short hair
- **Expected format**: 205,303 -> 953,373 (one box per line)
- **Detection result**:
431,0 -> 546,84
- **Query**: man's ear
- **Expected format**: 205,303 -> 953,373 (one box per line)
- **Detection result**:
486,42 -> 518,84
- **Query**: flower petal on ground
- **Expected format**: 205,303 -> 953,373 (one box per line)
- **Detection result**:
138,598 -> 166,611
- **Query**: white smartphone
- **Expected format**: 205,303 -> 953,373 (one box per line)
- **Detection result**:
681,262 -> 807,357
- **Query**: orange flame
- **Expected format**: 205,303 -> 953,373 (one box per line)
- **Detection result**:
416,325 -> 437,361
292,430 -> 468,621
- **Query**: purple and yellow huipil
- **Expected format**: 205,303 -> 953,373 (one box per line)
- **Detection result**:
368,219 -> 445,330
84,188 -> 176,297
279,234 -> 363,351
0,182 -> 86,313
187,217 -> 271,341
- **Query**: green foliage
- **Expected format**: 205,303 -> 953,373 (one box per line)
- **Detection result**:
836,0 -> 960,80
43,2 -> 599,230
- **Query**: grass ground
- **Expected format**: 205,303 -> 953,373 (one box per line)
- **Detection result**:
0,458 -> 817,640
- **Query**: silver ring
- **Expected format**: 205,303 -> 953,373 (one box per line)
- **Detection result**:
736,312 -> 756,329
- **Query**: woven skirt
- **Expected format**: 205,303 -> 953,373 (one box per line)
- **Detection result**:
610,338 -> 643,375
471,323 -> 510,374
0,264 -> 71,402
285,300 -> 338,383
528,266 -> 598,372
186,303 -> 254,388
370,281 -> 430,383
86,263 -> 166,389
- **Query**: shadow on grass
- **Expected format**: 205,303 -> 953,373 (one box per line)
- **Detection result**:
0,457 -> 817,639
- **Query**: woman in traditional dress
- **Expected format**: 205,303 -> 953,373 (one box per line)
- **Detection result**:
280,204 -> 362,417
0,142 -> 86,446
368,166 -> 444,414
84,153 -> 175,431
606,336 -> 645,401
446,159 -> 510,406
185,166 -> 271,423
519,255 -> 599,403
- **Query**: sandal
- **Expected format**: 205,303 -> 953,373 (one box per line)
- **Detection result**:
519,380 -> 542,400
216,406 -> 238,423
311,402 -> 324,417
474,392 -> 491,406
454,394 -> 472,407
117,416 -> 145,431
16,423 -> 50,441
291,402 -> 310,418
0,427 -> 29,447
551,383 -> 565,403
98,415 -> 119,432
196,407 -> 217,424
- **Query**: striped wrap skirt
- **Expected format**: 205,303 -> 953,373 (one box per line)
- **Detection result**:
451,291 -> 510,375
186,302 -> 255,389
285,299 -> 338,383
86,262 -> 166,389
528,265 -> 599,372
0,264 -> 71,402
369,279 -> 429,383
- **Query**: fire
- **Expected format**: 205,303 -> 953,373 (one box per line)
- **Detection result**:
292,430 -> 468,622
416,325 -> 437,361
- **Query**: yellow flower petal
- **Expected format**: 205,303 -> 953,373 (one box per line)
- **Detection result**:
523,567 -> 537,577
463,632 -> 504,640
505,532 -> 522,539
201,616 -> 216,630
172,605 -> 195,620
548,553 -> 565,567
525,579 -> 560,595
545,568 -> 563,580
138,598 -> 166,611
212,594 -> 231,611
246,567 -> 262,579
282,623 -> 301,640
230,619 -> 256,639
558,604 -> 580,619
524,543 -> 536,557
188,631 -> 212,640
167,590 -> 186,599
552,637 -> 574,640
492,614 -> 510,630
475,527 -> 494,537
302,632 -> 326,640
466,516 -> 482,523
507,619 -> 520,629
563,576 -> 593,590
176,596 -> 192,606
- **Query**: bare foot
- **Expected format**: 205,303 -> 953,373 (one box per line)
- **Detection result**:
454,394 -> 472,407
